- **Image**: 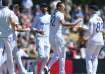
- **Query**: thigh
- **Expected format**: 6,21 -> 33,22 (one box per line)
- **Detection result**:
55,38 -> 65,54
86,44 -> 94,58
49,36 -> 57,51
44,37 -> 50,57
8,34 -> 17,51
44,37 -> 50,48
53,38 -> 65,60
92,45 -> 103,57
55,37 -> 65,49
0,39 -> 4,58
36,37 -> 45,58
86,44 -> 102,58
49,37 -> 59,58
0,39 -> 6,67
3,38 -> 13,59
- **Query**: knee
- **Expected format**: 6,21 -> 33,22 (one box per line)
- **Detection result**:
60,58 -> 65,62
86,53 -> 91,59
86,55 -> 92,60
16,52 -> 21,58
92,55 -> 97,60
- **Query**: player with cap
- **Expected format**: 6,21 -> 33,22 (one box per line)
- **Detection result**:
84,4 -> 104,74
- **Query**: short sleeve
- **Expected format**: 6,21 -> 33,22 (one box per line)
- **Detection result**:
10,11 -> 19,25
58,13 -> 65,21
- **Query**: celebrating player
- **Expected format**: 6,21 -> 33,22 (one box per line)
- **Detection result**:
84,4 -> 104,74
32,3 -> 51,74
0,0 -> 19,73
0,0 -> 29,74
10,4 -> 29,74
45,2 -> 78,74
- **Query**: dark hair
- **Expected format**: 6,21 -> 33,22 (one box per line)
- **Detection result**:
88,3 -> 99,11
13,4 -> 19,10
9,4 -> 20,11
40,3 -> 48,8
2,0 -> 10,6
56,2 -> 64,9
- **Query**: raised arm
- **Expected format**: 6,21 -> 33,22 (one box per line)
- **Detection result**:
9,11 -> 30,32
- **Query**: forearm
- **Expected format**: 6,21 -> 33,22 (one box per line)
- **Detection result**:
61,19 -> 81,28
32,27 -> 44,34
61,21 -> 74,28
15,25 -> 30,32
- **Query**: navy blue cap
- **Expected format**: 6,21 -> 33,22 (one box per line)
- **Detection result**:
40,3 -> 48,8
88,4 -> 99,11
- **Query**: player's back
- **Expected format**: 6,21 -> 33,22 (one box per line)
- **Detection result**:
88,13 -> 104,45
0,7 -> 14,37
50,10 -> 64,37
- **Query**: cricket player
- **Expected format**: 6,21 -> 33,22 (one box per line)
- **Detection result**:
10,4 -> 29,74
84,4 -> 104,74
45,2 -> 76,74
32,3 -> 51,74
0,0 -> 29,74
0,0 -> 17,74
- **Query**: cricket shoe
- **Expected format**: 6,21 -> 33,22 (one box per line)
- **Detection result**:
44,66 -> 50,74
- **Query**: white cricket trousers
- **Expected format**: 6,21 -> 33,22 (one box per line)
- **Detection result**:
1,37 -> 15,74
0,33 -> 27,74
85,43 -> 103,74
0,39 -> 7,74
33,36 -> 50,74
36,36 -> 50,59
48,36 -> 66,74
9,33 -> 27,74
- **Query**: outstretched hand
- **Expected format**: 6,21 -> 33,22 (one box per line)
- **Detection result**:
15,25 -> 31,32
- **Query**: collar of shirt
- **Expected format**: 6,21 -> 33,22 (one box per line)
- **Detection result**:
90,12 -> 99,18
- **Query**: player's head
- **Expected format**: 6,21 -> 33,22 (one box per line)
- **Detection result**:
88,4 -> 99,15
40,3 -> 49,14
56,2 -> 65,12
13,4 -> 19,12
13,4 -> 20,15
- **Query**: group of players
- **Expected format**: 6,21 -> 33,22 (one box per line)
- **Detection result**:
0,0 -> 104,74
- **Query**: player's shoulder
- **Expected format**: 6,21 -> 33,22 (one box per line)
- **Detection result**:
90,14 -> 101,22
48,13 -> 51,16
46,14 -> 51,19
40,13 -> 51,23
56,11 -> 64,18
41,13 -> 51,19
44,13 -> 51,17
2,7 -> 11,12
9,10 -> 19,20
1,7 -> 15,16
10,10 -> 15,14
56,11 -> 64,15
10,10 -> 17,16
94,15 -> 103,22
2,7 -> 14,15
